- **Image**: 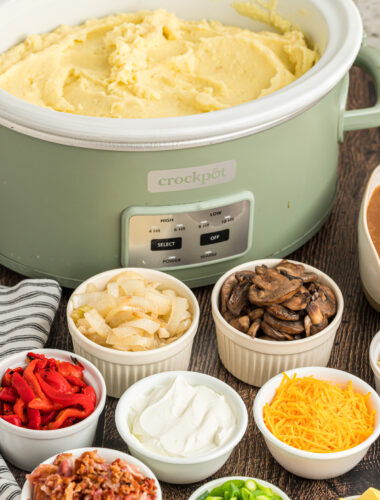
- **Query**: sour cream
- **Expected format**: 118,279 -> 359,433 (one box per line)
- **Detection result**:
129,376 -> 237,458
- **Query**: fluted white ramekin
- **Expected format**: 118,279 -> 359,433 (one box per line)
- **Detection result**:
211,259 -> 344,387
67,268 -> 200,398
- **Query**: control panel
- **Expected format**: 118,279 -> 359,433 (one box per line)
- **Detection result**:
121,192 -> 254,269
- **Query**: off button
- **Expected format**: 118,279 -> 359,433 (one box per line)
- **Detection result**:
200,229 -> 230,246
151,237 -> 182,251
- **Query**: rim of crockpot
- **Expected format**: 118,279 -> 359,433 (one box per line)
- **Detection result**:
369,331 -> 380,378
21,447 -> 163,500
0,0 -> 363,150
67,268 -> 200,361
188,476 -> 291,500
362,165 -> 380,270
211,259 -> 344,349
0,349 -> 106,438
253,367 -> 380,460
115,370 -> 248,465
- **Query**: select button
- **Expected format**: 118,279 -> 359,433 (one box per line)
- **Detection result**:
151,237 -> 182,251
200,229 -> 230,246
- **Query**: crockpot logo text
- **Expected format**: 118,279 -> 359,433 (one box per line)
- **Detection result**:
159,166 -> 227,187
148,160 -> 236,193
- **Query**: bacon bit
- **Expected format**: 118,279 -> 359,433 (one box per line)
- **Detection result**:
27,450 -> 158,499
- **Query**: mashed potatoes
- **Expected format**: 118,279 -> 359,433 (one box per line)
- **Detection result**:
0,6 -> 318,118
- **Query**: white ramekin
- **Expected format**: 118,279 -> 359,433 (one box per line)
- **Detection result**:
21,447 -> 162,500
67,268 -> 200,398
253,366 -> 380,480
188,476 -> 291,500
211,259 -> 344,387
115,371 -> 248,484
370,331 -> 380,395
0,349 -> 106,471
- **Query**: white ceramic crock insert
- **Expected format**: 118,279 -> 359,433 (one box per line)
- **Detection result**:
0,0 -> 362,150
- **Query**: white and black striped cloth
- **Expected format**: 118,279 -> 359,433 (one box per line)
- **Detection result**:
0,279 -> 61,500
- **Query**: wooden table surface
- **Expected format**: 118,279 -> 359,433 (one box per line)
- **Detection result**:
2,67 -> 380,499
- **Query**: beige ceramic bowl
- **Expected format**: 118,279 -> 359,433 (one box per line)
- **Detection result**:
67,268 -> 200,398
211,259 -> 344,387
358,165 -> 380,312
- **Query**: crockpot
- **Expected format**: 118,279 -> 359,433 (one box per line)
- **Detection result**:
0,0 -> 379,288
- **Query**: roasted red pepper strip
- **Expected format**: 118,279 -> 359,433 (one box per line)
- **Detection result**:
36,373 -> 94,411
0,386 -> 18,403
27,352 -> 46,361
1,402 -> 13,416
83,386 -> 96,407
47,407 -> 91,430
24,360 -> 46,400
66,375 -> 86,388
1,367 -> 23,387
57,360 -> 84,379
14,397 -> 27,424
12,372 -> 35,403
1,414 -> 22,426
24,359 -> 57,413
28,397 -> 59,412
40,410 -> 58,426
41,369 -> 74,393
27,408 -> 41,430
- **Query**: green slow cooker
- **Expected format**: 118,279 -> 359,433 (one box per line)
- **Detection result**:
0,0 -> 379,288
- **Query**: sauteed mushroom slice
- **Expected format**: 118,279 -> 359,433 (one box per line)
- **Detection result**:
261,321 -> 286,340
314,283 -> 337,318
222,310 -> 234,323
304,315 -> 312,337
249,268 -> 302,306
276,260 -> 318,284
282,286 -> 311,311
226,271 -> 253,316
266,304 -> 300,321
264,312 -> 305,335
306,301 -> 324,326
306,301 -> 329,335
248,319 -> 261,338
248,308 -> 264,321
221,273 -> 237,314
230,315 -> 250,333
311,316 -> 329,335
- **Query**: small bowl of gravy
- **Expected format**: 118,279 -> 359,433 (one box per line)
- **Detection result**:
359,165 -> 380,311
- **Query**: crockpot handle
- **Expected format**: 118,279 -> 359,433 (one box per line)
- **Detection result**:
343,45 -> 380,132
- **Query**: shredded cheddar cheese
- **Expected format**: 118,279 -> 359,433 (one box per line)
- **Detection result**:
263,374 -> 376,453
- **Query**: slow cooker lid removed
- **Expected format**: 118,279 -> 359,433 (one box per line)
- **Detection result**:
0,0 -> 362,150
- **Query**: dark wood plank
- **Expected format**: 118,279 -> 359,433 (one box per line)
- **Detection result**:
1,66 -> 380,499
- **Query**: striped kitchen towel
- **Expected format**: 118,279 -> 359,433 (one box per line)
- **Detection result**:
0,278 -> 61,500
